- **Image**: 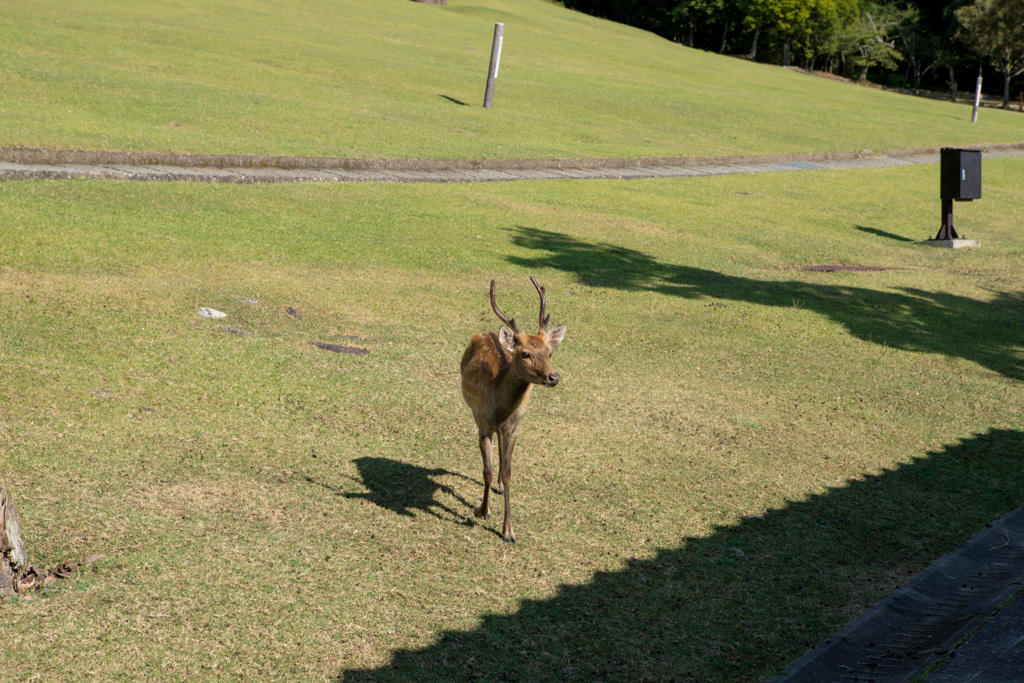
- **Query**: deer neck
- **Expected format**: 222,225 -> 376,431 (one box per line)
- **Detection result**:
495,363 -> 533,423
501,372 -> 532,402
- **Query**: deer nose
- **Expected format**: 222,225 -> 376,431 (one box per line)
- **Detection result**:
546,373 -> 560,387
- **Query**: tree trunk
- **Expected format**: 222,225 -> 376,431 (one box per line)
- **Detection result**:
783,38 -> 791,67
748,28 -> 759,60
1,487 -> 28,598
0,487 -> 101,600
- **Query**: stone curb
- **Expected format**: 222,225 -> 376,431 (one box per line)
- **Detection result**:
2,142 -> 1023,172
767,506 -> 1024,683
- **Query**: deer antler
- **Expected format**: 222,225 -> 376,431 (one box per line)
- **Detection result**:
530,276 -> 550,332
490,280 -> 521,334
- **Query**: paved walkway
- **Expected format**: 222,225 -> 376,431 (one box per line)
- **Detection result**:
1,144 -> 1023,183
769,507 -> 1024,682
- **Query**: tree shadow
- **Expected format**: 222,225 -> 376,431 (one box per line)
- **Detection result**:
854,225 -> 918,242
308,457 -> 477,524
339,429 -> 1024,682
505,226 -> 1024,380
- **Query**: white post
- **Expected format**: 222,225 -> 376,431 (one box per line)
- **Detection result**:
971,72 -> 982,123
483,23 -> 504,108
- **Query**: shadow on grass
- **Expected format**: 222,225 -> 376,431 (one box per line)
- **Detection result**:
854,225 -> 918,242
506,226 -> 1024,380
339,429 -> 1024,682
307,457 -> 477,524
439,95 -> 470,106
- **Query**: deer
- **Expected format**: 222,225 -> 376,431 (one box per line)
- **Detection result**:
460,277 -> 567,543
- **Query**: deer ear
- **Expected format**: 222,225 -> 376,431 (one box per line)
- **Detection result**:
546,324 -> 567,351
498,325 -> 517,354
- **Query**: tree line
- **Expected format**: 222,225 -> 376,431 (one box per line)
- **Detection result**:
560,0 -> 1024,108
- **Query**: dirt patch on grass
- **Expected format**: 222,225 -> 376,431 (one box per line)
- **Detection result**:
309,341 -> 369,356
802,264 -> 908,272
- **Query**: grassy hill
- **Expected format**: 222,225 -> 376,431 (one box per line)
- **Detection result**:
2,0 -> 1022,159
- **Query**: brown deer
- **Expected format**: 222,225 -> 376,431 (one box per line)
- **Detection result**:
460,277 -> 567,543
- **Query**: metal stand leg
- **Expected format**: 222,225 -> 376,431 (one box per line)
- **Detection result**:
935,199 -> 959,241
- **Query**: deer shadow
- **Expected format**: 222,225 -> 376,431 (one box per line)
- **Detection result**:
505,226 -> 1024,380
308,457 -> 478,525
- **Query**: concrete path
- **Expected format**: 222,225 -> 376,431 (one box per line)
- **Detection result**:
768,507 -> 1024,682
1,144 -> 1023,183
927,583 -> 1024,683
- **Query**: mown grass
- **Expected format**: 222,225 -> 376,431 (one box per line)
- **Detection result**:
1,157 -> 1022,681
1,0 -> 1022,159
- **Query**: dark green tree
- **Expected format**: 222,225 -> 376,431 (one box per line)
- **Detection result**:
562,0 -> 676,37
891,5 -> 933,88
741,0 -> 853,67
671,0 -> 725,47
846,3 -> 916,82
955,0 -> 1024,107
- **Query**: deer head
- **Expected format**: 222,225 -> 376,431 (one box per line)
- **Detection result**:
490,277 -> 567,387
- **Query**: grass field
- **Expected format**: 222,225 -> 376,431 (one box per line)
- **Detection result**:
1,155 -> 1023,680
2,0 -> 1023,159
2,0 -> 1024,680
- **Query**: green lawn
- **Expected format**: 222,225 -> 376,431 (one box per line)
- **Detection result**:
1,156 -> 1022,680
1,0 -> 1022,159
2,0 -> 1023,679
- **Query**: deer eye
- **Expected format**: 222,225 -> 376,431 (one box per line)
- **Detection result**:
521,351 -> 531,359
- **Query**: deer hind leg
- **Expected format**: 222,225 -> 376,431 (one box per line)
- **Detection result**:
475,431 -> 494,520
497,430 -> 516,543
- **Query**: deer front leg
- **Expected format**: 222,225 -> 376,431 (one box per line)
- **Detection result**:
498,431 -> 516,543
475,432 -> 494,520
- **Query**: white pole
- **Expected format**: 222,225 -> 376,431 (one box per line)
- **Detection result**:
483,23 -> 504,108
971,71 -> 982,123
